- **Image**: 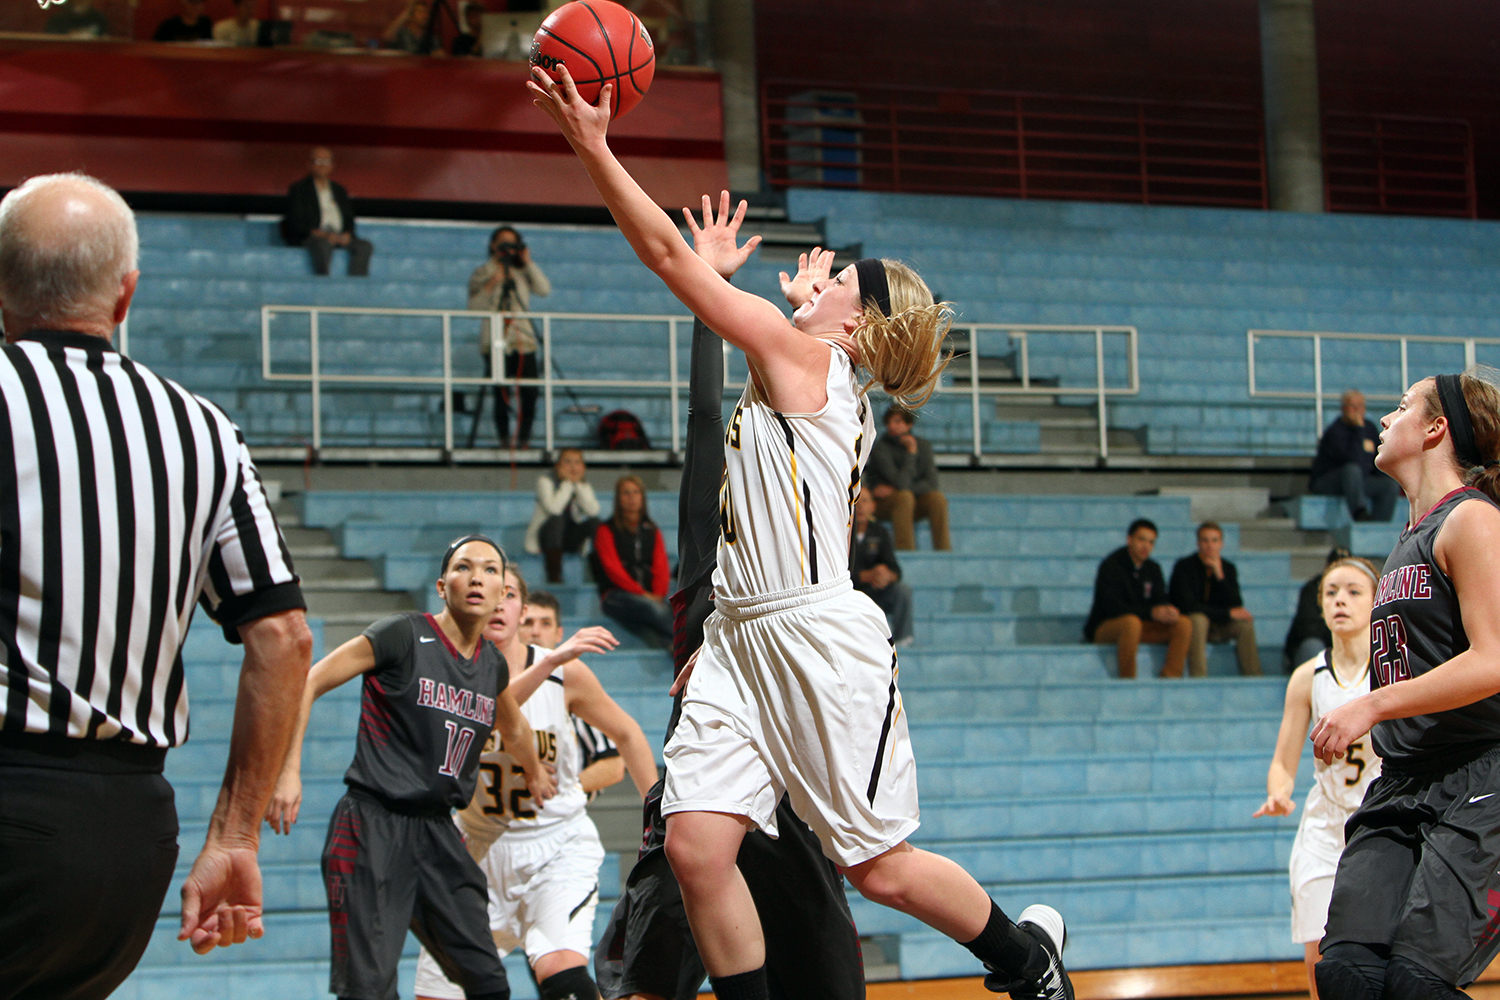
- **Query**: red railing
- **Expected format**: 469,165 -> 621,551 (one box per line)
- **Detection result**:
1323,113 -> 1476,218
761,80 -> 1268,209
763,81 -> 1478,219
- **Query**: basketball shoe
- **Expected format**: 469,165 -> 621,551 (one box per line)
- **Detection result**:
984,904 -> 1073,1000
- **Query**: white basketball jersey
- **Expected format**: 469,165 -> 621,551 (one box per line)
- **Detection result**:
458,646 -> 586,845
713,346 -> 875,600
1297,651 -> 1382,862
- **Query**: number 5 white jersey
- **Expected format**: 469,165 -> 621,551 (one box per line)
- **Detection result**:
714,345 -> 874,600
1296,652 -> 1382,866
457,646 -> 587,850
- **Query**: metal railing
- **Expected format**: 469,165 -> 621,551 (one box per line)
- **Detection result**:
260,306 -> 1138,460
1247,328 -> 1500,439
939,323 -> 1139,459
1323,113 -> 1476,219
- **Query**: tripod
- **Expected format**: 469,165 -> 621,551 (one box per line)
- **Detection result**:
418,0 -> 460,55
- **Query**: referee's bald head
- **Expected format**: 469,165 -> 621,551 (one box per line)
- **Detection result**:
0,172 -> 139,343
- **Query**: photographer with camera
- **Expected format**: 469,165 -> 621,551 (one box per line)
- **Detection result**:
468,226 -> 551,449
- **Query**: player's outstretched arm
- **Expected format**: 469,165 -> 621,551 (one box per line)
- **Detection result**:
527,67 -> 820,383
265,634 -> 377,835
495,688 -> 558,803
779,246 -> 836,310
510,626 -> 620,707
566,661 -> 659,798
1253,658 -> 1314,817
180,609 -> 311,954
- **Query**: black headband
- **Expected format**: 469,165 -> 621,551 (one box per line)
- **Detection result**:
852,258 -> 891,319
439,534 -> 507,576
1436,374 -> 1485,468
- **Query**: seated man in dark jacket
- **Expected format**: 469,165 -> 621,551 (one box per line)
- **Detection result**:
864,406 -> 949,550
1308,389 -> 1399,520
1169,521 -> 1261,677
850,491 -> 913,645
1084,518 -> 1190,679
281,147 -> 374,277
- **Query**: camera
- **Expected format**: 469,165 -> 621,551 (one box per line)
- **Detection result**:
495,240 -> 527,267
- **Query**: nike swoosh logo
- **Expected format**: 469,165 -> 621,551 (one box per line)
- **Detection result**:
419,637 -> 435,643
1471,793 -> 1495,803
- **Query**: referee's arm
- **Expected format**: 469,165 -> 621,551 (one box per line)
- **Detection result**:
179,608 -> 312,953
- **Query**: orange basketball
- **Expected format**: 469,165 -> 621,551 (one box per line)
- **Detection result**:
530,0 -> 656,120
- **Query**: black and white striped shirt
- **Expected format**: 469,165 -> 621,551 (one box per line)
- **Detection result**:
0,330 -> 304,748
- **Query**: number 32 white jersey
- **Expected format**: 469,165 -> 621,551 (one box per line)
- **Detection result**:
714,346 -> 875,600
457,646 -> 586,849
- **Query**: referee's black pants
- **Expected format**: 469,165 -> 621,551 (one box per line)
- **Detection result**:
0,735 -> 179,1000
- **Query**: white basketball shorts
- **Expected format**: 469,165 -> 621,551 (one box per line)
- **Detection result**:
413,813 -> 605,997
663,577 -> 920,868
1289,808 -> 1344,944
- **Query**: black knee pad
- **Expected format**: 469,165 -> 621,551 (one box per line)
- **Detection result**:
539,965 -> 600,1000
1316,942 -> 1390,1000
1383,955 -> 1465,1000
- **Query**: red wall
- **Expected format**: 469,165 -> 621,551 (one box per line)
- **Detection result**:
755,0 -> 1500,216
0,38 -> 725,208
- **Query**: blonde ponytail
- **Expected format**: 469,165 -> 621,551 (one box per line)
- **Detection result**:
851,259 -> 954,411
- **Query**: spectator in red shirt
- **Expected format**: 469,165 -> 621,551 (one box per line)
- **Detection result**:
592,475 -> 672,646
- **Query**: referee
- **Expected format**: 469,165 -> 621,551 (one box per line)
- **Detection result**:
0,173 -> 312,999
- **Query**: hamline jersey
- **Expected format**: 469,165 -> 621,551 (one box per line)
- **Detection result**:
459,645 -> 587,848
713,346 -> 874,600
1369,487 -> 1500,765
345,612 -> 506,813
0,330 -> 302,747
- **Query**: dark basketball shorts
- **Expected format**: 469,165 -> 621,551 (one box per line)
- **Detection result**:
595,790 -> 864,1000
1322,744 -> 1500,987
322,789 -> 508,1000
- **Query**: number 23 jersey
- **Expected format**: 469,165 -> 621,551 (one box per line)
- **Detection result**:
1370,487 -> 1500,765
458,645 -> 586,847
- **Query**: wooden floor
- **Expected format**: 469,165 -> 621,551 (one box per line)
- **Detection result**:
865,961 -> 1500,999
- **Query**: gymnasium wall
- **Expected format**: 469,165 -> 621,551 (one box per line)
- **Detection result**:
0,37 -> 725,210
754,0 -> 1500,218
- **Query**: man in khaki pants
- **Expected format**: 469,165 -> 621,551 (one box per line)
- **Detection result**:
864,406 -> 950,550
1084,518 -> 1191,678
1169,521 -> 1262,677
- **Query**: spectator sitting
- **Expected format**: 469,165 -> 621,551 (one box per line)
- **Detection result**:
865,405 -> 950,551
44,0 -> 112,37
451,2 -> 483,56
383,0 -> 430,52
1169,521 -> 1262,677
850,491 -> 914,646
468,225 -> 550,449
1282,545 -> 1352,672
213,0 -> 260,45
1084,518 -> 1190,679
525,447 -> 601,584
592,475 -> 673,646
280,147 -> 373,277
1308,389 -> 1400,521
152,0 -> 212,40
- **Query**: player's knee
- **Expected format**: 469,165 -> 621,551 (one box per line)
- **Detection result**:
663,820 -> 734,888
843,857 -> 912,911
1315,942 -> 1389,1000
539,965 -> 600,1000
1382,955 -> 1464,1000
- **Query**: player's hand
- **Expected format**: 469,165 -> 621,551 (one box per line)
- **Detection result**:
265,771 -> 302,835
1311,696 -> 1378,765
1252,793 -> 1296,818
684,191 -> 761,280
525,760 -> 559,804
669,646 -> 701,697
779,246 -> 835,309
527,63 -> 612,150
178,841 -> 265,954
553,625 -> 620,662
